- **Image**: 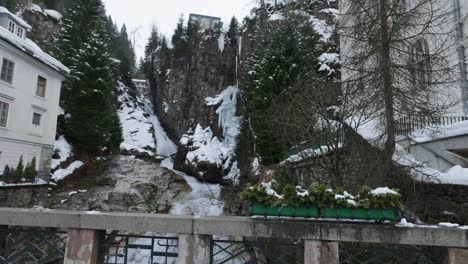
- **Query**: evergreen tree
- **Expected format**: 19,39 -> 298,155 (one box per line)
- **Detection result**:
227,17 -> 239,45
55,0 -> 122,157
2,165 -> 11,181
24,157 -> 37,182
144,25 -> 160,78
172,15 -> 188,56
116,24 -> 137,94
239,11 -> 321,164
15,155 -> 24,181
0,0 -> 16,11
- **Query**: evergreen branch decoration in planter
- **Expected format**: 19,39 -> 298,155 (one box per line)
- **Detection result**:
241,181 -> 403,221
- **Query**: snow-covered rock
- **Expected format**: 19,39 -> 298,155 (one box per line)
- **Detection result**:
51,136 -> 72,170
51,161 -> 84,182
116,82 -> 156,158
176,86 -> 241,183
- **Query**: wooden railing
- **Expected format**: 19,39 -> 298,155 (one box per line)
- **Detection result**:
396,115 -> 468,137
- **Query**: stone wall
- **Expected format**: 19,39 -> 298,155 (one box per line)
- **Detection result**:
0,185 -> 48,208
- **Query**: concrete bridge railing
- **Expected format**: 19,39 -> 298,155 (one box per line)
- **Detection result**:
0,208 -> 468,263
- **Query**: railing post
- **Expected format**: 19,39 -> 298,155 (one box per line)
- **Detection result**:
64,229 -> 101,264
304,240 -> 339,264
446,248 -> 468,264
177,234 -> 212,264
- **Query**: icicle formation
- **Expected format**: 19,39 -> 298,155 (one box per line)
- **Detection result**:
205,85 -> 240,149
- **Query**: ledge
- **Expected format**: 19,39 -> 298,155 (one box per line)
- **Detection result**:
0,208 -> 467,248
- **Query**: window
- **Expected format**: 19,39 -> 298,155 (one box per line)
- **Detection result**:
36,76 -> 47,97
0,101 -> 9,127
32,113 -> 41,126
8,21 -> 16,34
408,38 -> 431,88
16,27 -> 24,38
1,58 -> 14,84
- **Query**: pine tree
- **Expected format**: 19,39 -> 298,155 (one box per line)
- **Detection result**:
24,157 -> 37,182
0,0 -> 16,11
172,15 -> 188,56
15,155 -> 24,181
227,17 -> 239,45
240,11 -> 321,164
2,165 -> 10,181
55,0 -> 122,158
116,24 -> 137,95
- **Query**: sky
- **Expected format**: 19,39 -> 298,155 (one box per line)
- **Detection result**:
102,0 -> 255,60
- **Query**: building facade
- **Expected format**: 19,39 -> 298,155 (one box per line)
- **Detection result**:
340,0 -> 468,116
132,79 -> 150,98
0,7 -> 69,180
189,14 -> 221,30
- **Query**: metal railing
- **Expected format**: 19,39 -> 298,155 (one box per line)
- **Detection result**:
396,115 -> 468,136
98,233 -> 178,264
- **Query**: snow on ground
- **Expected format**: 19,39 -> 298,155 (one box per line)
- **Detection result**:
117,82 -> 156,156
25,3 -> 63,21
269,13 -> 286,21
143,100 -> 177,157
183,125 -> 228,166
0,178 -> 48,187
162,158 -> 224,216
354,116 -> 468,185
51,161 -> 84,181
51,136 -> 72,170
293,10 -> 335,42
409,120 -> 468,143
281,144 -> 342,164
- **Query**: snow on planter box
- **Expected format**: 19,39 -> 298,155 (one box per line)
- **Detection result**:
241,181 -> 403,221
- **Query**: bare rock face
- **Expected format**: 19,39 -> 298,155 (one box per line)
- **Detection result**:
19,4 -> 62,51
49,155 -> 191,213
153,30 -> 238,141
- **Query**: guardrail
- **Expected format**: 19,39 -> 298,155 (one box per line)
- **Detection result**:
396,115 -> 468,136
0,208 -> 467,263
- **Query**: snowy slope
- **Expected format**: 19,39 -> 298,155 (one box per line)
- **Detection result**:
116,82 -> 156,157
144,100 -> 177,157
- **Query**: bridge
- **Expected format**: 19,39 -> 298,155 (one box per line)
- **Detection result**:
0,208 -> 467,263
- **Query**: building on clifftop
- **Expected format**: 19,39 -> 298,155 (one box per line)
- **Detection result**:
189,14 -> 222,30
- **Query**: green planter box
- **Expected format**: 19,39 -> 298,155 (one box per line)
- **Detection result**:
250,204 -> 401,221
250,203 -> 319,218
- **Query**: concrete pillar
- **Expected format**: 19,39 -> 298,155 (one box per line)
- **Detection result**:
64,229 -> 100,264
304,240 -> 339,264
446,248 -> 468,264
177,234 -> 211,264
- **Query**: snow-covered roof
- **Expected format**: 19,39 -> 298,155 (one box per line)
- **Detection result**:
0,6 -> 32,30
0,26 -> 69,75
410,120 -> 468,143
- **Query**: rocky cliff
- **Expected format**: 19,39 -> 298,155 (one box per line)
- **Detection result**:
17,2 -> 63,51
151,29 -> 241,183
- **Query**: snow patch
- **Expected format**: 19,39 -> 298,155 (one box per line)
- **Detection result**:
51,136 -> 72,170
51,161 -> 84,181
117,82 -> 156,156
144,100 -> 177,157
217,33 -> 225,53
163,158 -> 224,216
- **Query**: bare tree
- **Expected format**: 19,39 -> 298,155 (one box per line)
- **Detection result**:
339,0 -> 460,179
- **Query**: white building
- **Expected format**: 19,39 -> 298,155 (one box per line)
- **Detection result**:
0,7 -> 69,180
189,14 -> 222,30
340,0 -> 468,116
132,79 -> 150,97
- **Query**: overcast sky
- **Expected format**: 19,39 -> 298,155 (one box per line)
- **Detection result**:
102,0 -> 255,60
